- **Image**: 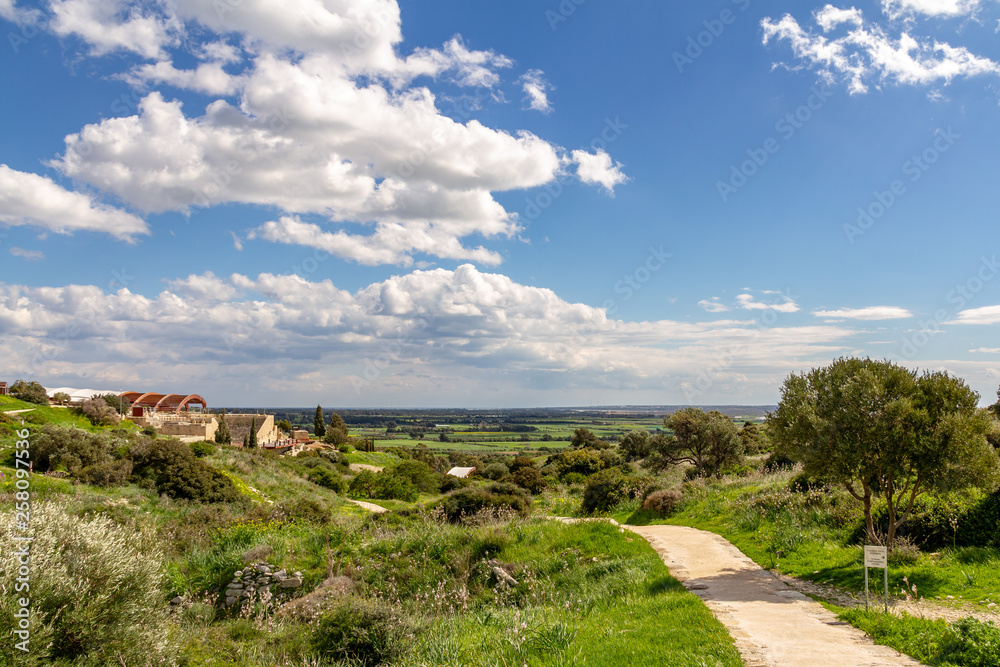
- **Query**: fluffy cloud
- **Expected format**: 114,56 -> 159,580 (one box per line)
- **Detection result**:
950,305 -> 1000,324
0,165 -> 149,241
813,306 -> 913,320
520,69 -> 553,113
48,0 -> 181,60
762,7 -> 1000,94
736,292 -> 800,313
36,1 -> 628,266
882,0 -> 982,19
0,0 -> 41,23
0,266 -> 856,405
571,149 -> 629,194
699,298 -> 730,313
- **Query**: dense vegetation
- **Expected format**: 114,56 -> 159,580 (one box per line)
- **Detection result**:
3,360 -> 1000,667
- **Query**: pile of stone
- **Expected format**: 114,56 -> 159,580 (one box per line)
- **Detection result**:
222,562 -> 303,608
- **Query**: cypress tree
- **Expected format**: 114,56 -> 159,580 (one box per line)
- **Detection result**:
249,417 -> 258,448
215,409 -> 232,445
314,405 -> 326,438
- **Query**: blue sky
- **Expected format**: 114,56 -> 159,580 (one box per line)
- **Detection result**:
2,0 -> 1000,407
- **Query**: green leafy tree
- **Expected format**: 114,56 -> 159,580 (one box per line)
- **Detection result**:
619,430 -> 652,461
768,357 -> 1000,547
10,379 -> 49,405
570,427 -> 609,450
646,408 -> 744,476
738,421 -> 769,455
314,405 -> 327,438
323,412 -> 350,445
214,409 -> 232,445
248,417 -> 258,448
52,392 -> 71,405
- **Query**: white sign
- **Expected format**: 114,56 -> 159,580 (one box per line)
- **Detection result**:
865,545 -> 887,568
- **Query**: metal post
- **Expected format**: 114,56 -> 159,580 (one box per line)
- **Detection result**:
884,564 -> 889,614
865,564 -> 870,611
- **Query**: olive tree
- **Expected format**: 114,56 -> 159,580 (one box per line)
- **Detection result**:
768,357 -> 1000,547
645,408 -> 743,476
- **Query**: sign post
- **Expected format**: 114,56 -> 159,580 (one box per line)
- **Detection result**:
864,545 -> 888,613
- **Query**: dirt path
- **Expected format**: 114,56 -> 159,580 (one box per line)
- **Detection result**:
629,525 -> 921,667
345,498 -> 387,514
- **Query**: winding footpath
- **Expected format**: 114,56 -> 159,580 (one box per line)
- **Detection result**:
629,525 -> 922,667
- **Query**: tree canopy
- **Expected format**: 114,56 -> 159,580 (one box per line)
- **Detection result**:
314,405 -> 326,438
645,408 -> 743,476
768,357 -> 1000,547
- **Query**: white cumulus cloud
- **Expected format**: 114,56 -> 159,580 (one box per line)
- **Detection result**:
0,165 -> 149,241
762,7 -> 1000,94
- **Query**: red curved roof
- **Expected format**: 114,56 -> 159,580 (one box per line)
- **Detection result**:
118,391 -> 207,413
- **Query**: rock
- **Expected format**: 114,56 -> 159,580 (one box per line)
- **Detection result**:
225,597 -> 237,606
491,566 -> 518,587
273,569 -> 287,579
170,596 -> 184,605
280,578 -> 303,588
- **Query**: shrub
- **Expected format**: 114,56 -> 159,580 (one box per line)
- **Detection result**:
78,458 -> 133,487
508,456 -> 536,473
190,441 -> 216,458
439,475 -> 470,493
553,448 -> 606,478
390,459 -> 441,493
582,468 -> 631,514
440,482 -> 531,522
31,424 -> 113,475
76,398 -> 121,426
482,462 -> 510,480
0,502 -> 174,666
506,466 -> 547,494
9,379 -> 48,405
643,489 -> 684,517
309,467 -> 347,494
129,438 -> 244,503
310,597 -> 412,667
939,618 -> 1000,667
276,497 -> 331,525
349,470 -> 419,502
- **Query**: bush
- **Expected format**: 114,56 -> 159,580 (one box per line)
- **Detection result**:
482,462 -> 510,480
390,459 -> 441,493
582,468 -> 631,514
508,456 -> 536,473
440,482 -> 531,522
78,397 -> 121,426
643,489 -> 684,517
129,438 -> 244,503
506,466 -> 547,494
190,441 -> 216,458
0,502 -> 174,666
31,424 -> 113,476
552,448 -> 606,478
939,617 -> 1000,667
78,458 -> 133,487
309,467 -> 347,494
439,475 -> 470,493
9,379 -> 48,405
349,470 -> 419,502
310,597 -> 412,667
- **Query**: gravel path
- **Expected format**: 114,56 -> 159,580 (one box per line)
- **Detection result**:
629,525 -> 922,667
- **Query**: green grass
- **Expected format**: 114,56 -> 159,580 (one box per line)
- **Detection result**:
657,468 -> 1000,605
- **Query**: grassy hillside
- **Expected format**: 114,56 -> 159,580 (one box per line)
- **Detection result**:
0,407 -> 741,666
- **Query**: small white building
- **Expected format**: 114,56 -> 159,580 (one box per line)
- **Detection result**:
446,466 -> 476,478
